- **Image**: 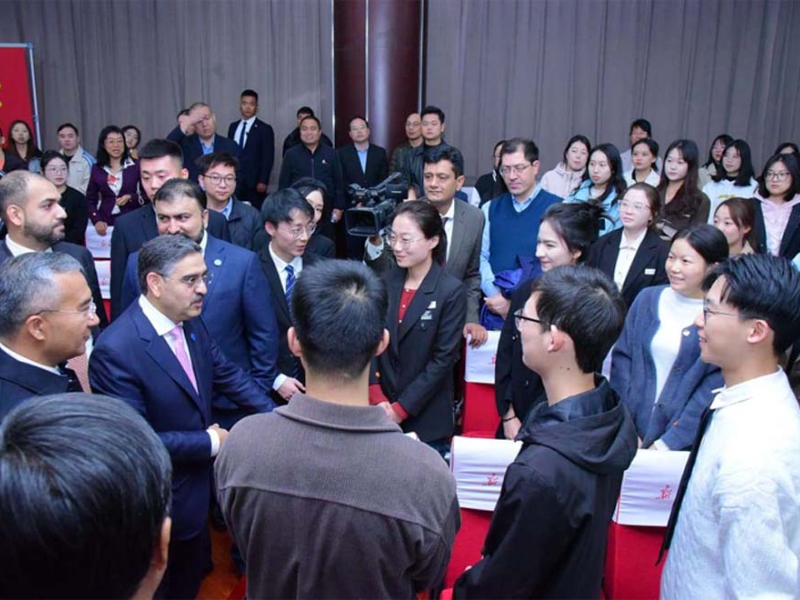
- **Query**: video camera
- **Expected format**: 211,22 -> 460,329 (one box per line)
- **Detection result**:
344,172 -> 408,237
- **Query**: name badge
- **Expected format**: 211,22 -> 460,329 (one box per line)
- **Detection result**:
645,268 -> 656,275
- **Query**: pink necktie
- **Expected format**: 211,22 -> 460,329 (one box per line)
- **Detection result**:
167,325 -> 198,393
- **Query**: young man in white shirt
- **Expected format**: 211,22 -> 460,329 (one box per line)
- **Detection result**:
661,253 -> 800,599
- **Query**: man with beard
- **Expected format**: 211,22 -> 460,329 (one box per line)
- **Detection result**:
0,171 -> 107,328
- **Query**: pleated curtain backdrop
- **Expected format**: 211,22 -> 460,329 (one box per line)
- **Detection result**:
424,0 -> 800,180
0,0 -> 334,187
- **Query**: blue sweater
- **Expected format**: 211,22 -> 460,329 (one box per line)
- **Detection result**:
566,180 -> 621,236
609,285 -> 723,450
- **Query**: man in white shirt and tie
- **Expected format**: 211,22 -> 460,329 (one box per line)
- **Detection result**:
227,89 -> 275,209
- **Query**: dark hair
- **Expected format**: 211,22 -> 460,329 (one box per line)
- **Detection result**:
530,265 -> 626,373
138,138 -> 184,163
703,254 -> 800,354
420,105 -> 446,124
177,108 -> 190,120
241,89 -> 259,102
714,198 -> 757,249
297,106 -> 315,118
562,135 -> 591,166
713,139 -> 755,186
5,120 -> 41,162
671,224 -> 729,266
0,393 -> 171,599
196,151 -> 240,175
349,116 -> 369,129
756,153 -> 800,200
138,234 -> 202,293
261,187 -> 314,226
630,119 -> 653,137
56,122 -> 79,136
541,202 -> 604,262
95,125 -> 129,168
299,115 -> 321,130
292,261 -> 388,380
774,142 -> 800,158
121,125 -> 142,149
501,137 -> 539,164
291,177 -> 328,203
581,143 -> 626,205
423,144 -> 465,178
624,182 -> 662,224
153,177 -> 206,210
658,139 -> 704,219
391,201 -> 447,266
703,134 -> 733,168
40,149 -> 69,172
631,138 -> 660,173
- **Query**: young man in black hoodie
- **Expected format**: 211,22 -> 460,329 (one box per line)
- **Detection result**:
454,265 -> 637,599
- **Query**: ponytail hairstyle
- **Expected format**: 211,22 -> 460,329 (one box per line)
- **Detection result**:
541,202 -> 606,262
390,201 -> 447,266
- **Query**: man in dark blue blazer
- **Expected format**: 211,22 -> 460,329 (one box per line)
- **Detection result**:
168,102 -> 240,182
110,139 -> 231,320
118,178 -> 280,429
227,89 -> 275,209
89,234 -> 275,599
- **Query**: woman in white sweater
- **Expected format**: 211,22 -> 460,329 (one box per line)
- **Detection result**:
702,139 -> 757,222
540,134 -> 590,198
624,138 -> 661,187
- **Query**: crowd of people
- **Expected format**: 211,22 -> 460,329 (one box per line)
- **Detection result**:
0,91 -> 799,599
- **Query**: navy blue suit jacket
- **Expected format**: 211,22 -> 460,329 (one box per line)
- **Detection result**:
119,236 -> 280,409
0,350 -> 71,422
226,118 -> 275,190
89,301 -> 275,540
167,127 -> 241,182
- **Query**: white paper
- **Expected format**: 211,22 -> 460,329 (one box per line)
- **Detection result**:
464,331 -> 500,384
85,224 -> 113,258
613,450 -> 689,527
94,260 -> 111,299
451,435 -> 521,512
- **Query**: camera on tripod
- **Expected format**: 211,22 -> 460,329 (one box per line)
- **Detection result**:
344,172 -> 408,237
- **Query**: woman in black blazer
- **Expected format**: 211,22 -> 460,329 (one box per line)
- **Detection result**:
586,182 -> 670,307
749,153 -> 800,258
371,202 -> 466,456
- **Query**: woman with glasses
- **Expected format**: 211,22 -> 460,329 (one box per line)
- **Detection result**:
702,139 -> 758,222
567,143 -> 627,235
41,150 -> 88,245
540,134 -> 591,198
610,224 -> 727,451
370,201 -> 466,457
86,125 -> 142,237
495,202 -> 604,439
712,197 -> 756,256
698,134 -> 733,188
748,153 -> 800,258
655,139 -> 710,240
586,183 -> 669,308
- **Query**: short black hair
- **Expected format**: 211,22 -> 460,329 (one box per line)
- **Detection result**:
297,106 -> 315,117
241,89 -> 259,101
420,105 -> 445,123
139,138 -> 184,163
153,177 -> 206,210
292,260 -> 388,380
530,265 -> 626,373
261,188 -> 314,226
40,149 -> 68,172
196,151 -> 240,175
501,137 -> 539,163
0,393 -> 171,599
757,153 -> 800,201
138,233 -> 202,293
349,116 -> 369,129
630,118 -> 653,137
56,122 -> 79,136
423,144 -> 465,178
672,224 -> 729,265
703,254 -> 800,355
299,115 -> 321,129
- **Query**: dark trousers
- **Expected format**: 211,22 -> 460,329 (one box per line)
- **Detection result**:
155,528 -> 211,599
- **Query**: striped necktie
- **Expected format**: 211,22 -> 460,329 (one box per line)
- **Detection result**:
285,264 -> 296,316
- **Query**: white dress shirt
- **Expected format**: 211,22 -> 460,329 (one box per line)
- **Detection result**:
138,295 -> 220,456
0,341 -> 62,375
234,116 -> 256,148
613,228 -> 647,290
268,243 -> 303,391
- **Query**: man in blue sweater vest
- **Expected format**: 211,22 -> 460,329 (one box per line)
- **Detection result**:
480,137 -> 562,322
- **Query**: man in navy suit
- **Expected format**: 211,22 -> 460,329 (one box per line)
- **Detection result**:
168,102 -> 240,182
110,139 -> 231,319
119,177 -> 280,429
227,89 -> 275,209
90,234 -> 275,599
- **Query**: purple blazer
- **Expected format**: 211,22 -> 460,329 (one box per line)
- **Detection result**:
86,161 -> 143,225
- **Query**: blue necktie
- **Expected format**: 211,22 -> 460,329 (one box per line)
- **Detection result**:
285,264 -> 295,316
238,121 -> 247,148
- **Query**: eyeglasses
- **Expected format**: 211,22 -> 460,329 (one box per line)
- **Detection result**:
619,199 -> 649,212
163,272 -> 213,288
702,303 -> 738,324
765,170 -> 791,182
204,174 -> 236,186
387,233 -> 424,249
499,163 -> 533,176
514,308 -> 541,331
44,166 -> 68,175
37,300 -> 97,319
284,224 -> 316,239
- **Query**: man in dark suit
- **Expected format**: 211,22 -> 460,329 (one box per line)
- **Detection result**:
110,139 -> 230,319
168,102 -> 240,182
339,116 -> 390,258
258,188 -> 323,403
118,178 -> 280,429
89,235 -> 275,599
282,106 -> 333,157
227,89 -> 275,209
0,253 -> 99,420
0,171 -> 107,328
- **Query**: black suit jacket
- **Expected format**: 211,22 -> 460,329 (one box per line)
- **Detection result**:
227,118 -> 275,191
374,262 -> 466,443
257,249 -> 323,388
0,350 -> 72,421
167,127 -> 241,182
586,228 -> 670,308
338,144 -> 390,206
750,197 -> 800,259
0,240 -> 109,329
109,203 -> 231,319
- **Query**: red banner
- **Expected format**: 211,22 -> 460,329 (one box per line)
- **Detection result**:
0,46 -> 36,146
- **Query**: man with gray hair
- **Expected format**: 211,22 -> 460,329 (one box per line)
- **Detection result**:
89,234 -> 274,599
0,170 -> 107,328
168,102 -> 240,182
0,253 -> 100,420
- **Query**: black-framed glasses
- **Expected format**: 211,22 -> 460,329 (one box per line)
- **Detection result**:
514,308 -> 541,331
702,303 -> 738,324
